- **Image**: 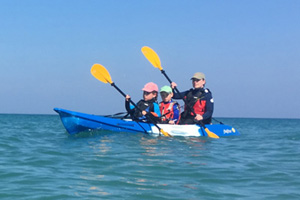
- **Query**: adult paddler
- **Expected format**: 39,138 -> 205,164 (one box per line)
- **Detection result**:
171,72 -> 214,124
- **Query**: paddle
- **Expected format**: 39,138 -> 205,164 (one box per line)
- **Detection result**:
90,63 -> 172,137
141,46 -> 219,139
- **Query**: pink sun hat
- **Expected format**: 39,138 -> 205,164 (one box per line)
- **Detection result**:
142,82 -> 158,92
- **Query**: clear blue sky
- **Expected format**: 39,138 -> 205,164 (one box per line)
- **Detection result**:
1,0 -> 299,118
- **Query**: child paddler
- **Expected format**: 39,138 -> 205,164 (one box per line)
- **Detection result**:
125,82 -> 161,123
159,85 -> 180,124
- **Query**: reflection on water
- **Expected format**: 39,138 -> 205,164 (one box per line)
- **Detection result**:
139,137 -> 164,157
89,186 -> 110,196
71,132 -> 213,198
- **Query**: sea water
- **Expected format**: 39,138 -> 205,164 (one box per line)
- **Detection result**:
0,114 -> 299,200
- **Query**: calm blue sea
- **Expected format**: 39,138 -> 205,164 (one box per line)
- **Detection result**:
0,113 -> 299,200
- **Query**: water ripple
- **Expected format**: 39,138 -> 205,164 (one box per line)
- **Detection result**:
0,115 -> 300,199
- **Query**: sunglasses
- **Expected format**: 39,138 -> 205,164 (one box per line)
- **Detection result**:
143,91 -> 152,95
160,92 -> 169,99
192,78 -> 202,82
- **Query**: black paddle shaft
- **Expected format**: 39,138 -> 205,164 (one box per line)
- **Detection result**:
161,69 -> 183,98
110,82 -> 163,132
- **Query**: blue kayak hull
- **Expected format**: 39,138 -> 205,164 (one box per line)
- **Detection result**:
54,108 -> 240,137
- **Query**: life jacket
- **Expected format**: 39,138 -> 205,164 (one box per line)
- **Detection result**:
133,99 -> 156,121
159,101 -> 178,123
183,88 -> 209,117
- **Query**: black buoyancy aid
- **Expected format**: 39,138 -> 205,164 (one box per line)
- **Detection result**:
133,99 -> 155,120
159,101 -> 177,122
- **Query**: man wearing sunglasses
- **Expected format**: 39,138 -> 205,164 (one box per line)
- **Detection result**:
172,72 -> 214,124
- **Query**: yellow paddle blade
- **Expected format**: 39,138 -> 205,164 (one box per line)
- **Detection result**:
160,129 -> 172,137
141,46 -> 163,71
204,128 -> 219,139
91,64 -> 113,84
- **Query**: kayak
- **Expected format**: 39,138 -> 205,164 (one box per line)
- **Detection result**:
54,108 -> 240,137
